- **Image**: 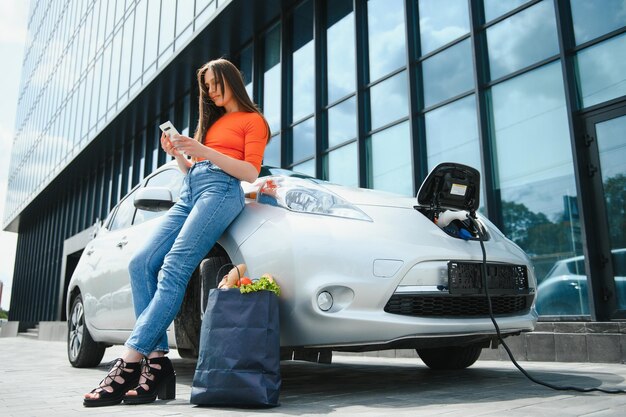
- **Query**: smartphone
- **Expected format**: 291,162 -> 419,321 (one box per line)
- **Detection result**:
159,121 -> 180,137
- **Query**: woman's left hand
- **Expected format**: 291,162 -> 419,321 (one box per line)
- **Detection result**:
170,134 -> 206,159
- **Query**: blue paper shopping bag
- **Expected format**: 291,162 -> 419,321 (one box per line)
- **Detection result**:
190,287 -> 281,407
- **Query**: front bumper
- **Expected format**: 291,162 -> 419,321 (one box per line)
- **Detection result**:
236,203 -> 537,348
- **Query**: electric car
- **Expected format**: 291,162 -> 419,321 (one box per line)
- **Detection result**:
66,162 -> 537,370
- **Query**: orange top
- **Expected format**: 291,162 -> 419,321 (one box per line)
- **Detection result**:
201,111 -> 268,173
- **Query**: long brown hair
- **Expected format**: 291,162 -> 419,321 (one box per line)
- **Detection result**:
194,58 -> 270,143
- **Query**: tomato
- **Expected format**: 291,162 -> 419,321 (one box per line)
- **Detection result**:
240,277 -> 253,286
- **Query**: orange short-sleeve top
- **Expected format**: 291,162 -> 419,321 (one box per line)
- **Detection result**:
201,111 -> 268,173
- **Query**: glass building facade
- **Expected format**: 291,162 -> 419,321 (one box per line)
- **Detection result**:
4,0 -> 626,326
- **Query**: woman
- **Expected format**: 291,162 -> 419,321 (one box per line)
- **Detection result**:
84,58 -> 269,407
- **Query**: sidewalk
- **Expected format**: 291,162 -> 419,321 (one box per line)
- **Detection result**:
1,337 -> 626,416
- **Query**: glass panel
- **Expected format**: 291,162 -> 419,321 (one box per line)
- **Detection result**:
109,29 -> 122,110
328,96 -> 357,148
292,0 -> 315,122
418,0 -> 469,55
370,71 -> 409,130
115,0 -> 126,26
119,12 -> 134,99
367,121 -> 412,195
130,0 -> 147,85
595,115 -> 626,310
99,43 -> 112,120
84,67 -> 94,133
425,94 -> 484,210
327,0 -> 355,103
176,0 -> 194,36
196,0 -> 217,25
422,38 -> 473,107
367,0 -> 406,81
239,44 -> 253,97
292,158 -> 316,177
159,0 -> 175,54
425,94 -> 479,173
144,0 -> 160,70
106,0 -> 116,39
293,117 -> 316,163
264,134 -> 281,167
490,61 -> 585,315
487,0 -> 559,80
97,0 -> 108,47
576,32 -> 626,108
483,0 -> 529,23
86,4 -> 98,64
570,0 -> 626,45
328,142 -> 358,187
263,25 -> 281,134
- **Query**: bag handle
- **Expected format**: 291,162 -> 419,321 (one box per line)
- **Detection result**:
201,263 -> 242,316
215,263 -> 242,287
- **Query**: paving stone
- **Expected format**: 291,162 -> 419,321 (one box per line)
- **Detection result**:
2,338 -> 626,416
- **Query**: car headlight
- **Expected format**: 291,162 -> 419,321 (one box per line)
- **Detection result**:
257,177 -> 372,221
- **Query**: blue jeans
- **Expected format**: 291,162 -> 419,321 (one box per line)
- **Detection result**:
125,160 -> 245,356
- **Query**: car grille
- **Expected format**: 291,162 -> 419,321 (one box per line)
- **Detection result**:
384,294 -> 533,317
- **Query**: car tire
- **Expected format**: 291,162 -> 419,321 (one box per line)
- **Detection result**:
67,294 -> 106,368
417,344 -> 482,370
174,247 -> 230,359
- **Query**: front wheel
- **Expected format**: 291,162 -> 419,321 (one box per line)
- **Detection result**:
174,248 -> 230,358
67,294 -> 106,368
417,344 -> 482,370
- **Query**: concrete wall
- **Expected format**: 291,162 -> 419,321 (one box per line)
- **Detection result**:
0,321 -> 19,337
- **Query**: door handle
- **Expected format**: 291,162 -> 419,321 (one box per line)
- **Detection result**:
86,248 -> 95,256
116,238 -> 128,248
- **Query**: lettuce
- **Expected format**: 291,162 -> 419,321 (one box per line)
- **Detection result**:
239,275 -> 281,297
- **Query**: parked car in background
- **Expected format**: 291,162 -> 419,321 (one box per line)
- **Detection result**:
535,249 -> 626,316
67,162 -> 537,371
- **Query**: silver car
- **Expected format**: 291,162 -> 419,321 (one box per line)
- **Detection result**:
67,162 -> 537,370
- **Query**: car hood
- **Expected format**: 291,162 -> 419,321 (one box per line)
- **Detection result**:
318,182 -> 415,208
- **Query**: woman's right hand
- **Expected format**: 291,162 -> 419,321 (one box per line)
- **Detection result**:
160,132 -> 181,157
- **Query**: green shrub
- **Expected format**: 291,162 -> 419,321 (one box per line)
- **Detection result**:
0,309 -> 8,320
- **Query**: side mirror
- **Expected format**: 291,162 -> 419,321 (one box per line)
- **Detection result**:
134,187 -> 175,212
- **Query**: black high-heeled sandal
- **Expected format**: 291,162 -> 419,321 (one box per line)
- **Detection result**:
83,358 -> 142,407
123,356 -> 176,405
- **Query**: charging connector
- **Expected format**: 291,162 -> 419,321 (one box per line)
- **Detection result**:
468,214 -> 626,395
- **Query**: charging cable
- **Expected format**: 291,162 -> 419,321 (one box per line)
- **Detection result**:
468,215 -> 626,394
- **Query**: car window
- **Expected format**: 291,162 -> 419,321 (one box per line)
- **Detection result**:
566,259 -> 586,275
109,189 -> 138,231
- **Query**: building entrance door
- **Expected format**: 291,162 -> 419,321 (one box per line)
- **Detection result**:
582,104 -> 626,319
